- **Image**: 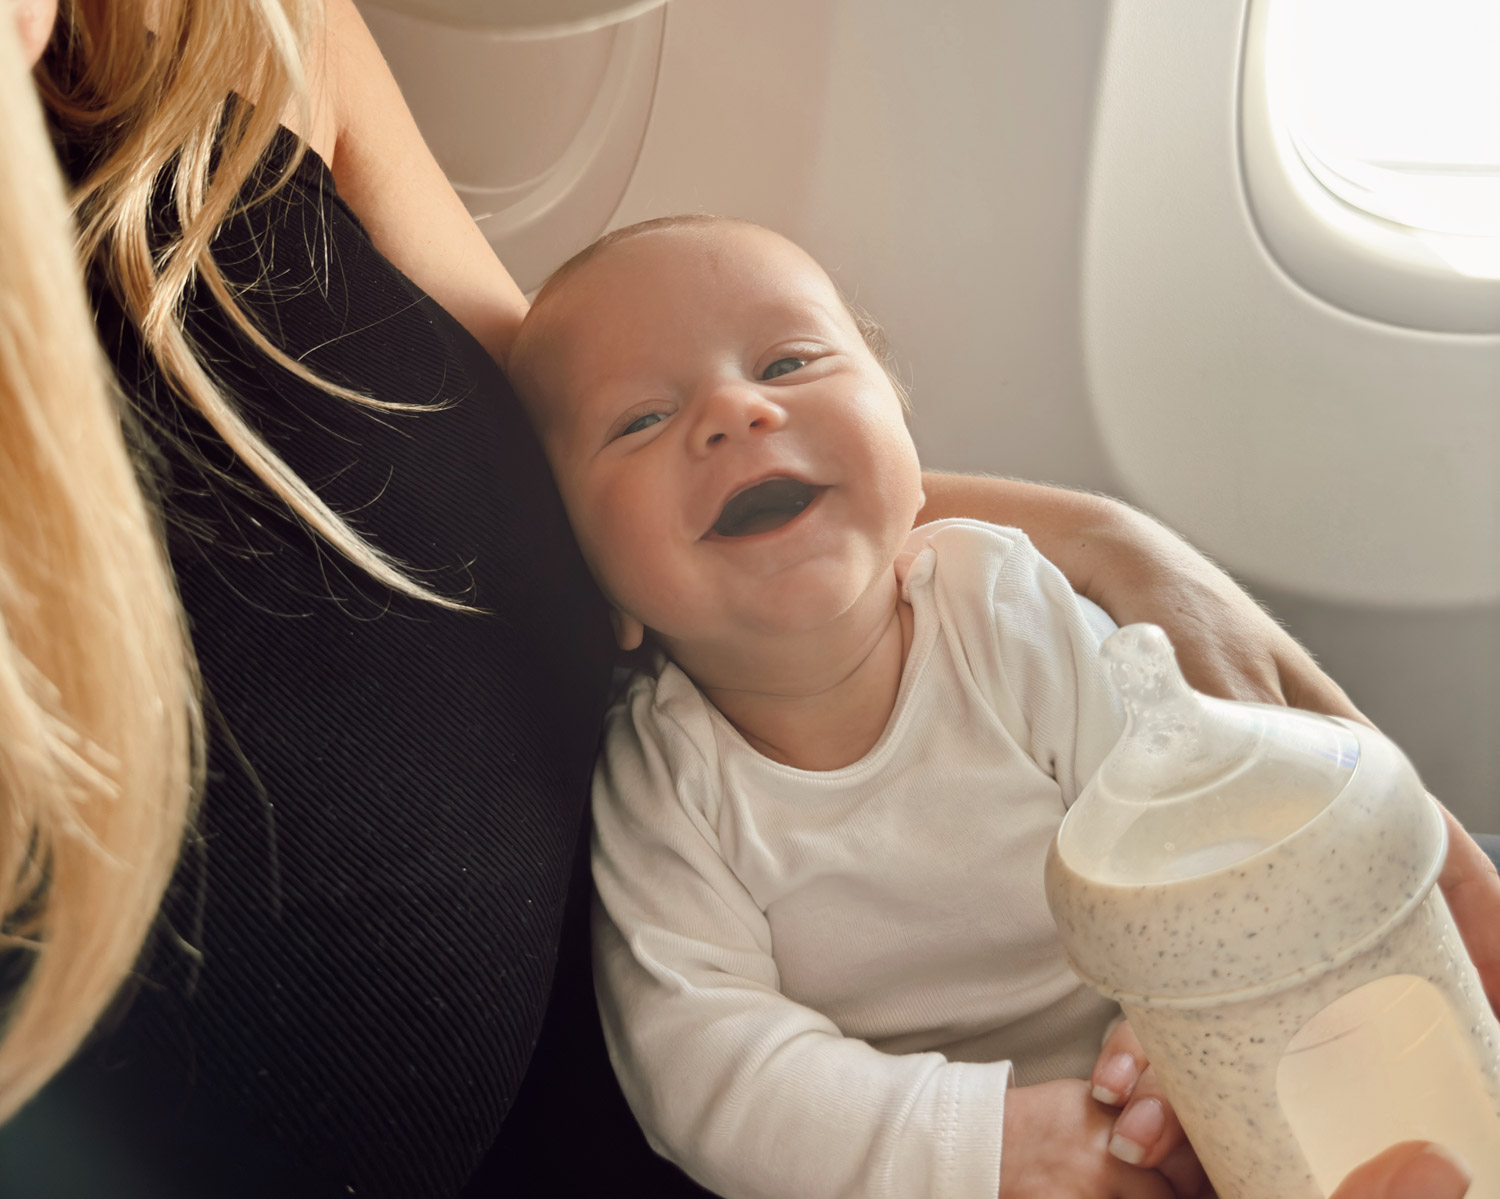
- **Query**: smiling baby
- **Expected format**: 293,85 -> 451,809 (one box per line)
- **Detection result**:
507,215 -> 1188,1199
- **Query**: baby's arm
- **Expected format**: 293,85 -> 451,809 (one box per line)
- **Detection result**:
592,683 -> 1197,1199
591,715 -> 1009,1198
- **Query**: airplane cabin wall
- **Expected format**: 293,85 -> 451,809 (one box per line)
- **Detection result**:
608,0 -> 1119,495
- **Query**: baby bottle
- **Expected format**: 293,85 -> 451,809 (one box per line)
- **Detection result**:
1044,624 -> 1500,1199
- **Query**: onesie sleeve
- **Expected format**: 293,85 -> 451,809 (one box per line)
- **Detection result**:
591,675 -> 1013,1199
917,520 -> 1123,806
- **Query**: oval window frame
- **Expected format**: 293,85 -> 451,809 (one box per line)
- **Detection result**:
1240,0 -> 1500,334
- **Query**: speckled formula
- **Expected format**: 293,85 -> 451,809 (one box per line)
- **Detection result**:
1046,631 -> 1500,1198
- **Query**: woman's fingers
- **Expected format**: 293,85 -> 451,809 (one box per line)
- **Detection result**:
1092,1023 -> 1194,1176
1106,1084 -> 1214,1199
1092,1020 -> 1146,1105
1434,802 -> 1500,1013
1329,1142 -> 1471,1199
1154,1141 -> 1216,1199
1275,647 -> 1368,725
1107,1072 -> 1188,1172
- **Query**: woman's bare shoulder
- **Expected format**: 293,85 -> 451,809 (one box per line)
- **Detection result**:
312,0 -> 529,364
275,2 -> 339,166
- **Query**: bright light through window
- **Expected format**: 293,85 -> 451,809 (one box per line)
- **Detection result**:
1271,0 -> 1500,241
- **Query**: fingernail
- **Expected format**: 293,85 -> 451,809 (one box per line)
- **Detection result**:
1390,1145 -> 1472,1199
1108,1097 -> 1164,1164
1107,1133 -> 1146,1166
1091,1053 -> 1139,1105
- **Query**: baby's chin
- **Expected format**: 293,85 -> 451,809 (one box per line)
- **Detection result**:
738,568 -> 904,643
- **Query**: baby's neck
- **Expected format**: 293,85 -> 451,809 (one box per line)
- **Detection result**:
680,582 -> 915,772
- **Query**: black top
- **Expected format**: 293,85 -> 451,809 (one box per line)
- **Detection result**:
0,129 -> 694,1197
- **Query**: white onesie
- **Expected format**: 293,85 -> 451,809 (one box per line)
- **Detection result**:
591,519 -> 1124,1199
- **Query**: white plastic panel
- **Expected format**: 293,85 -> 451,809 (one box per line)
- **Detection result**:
366,0 -> 666,37
609,0 -> 1117,491
360,1 -> 664,292
1082,0 -> 1500,607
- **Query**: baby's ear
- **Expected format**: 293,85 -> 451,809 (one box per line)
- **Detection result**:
610,610 -> 646,653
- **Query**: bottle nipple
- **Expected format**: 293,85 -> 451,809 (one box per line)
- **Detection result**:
1059,624 -> 1359,885
1102,623 -> 1206,762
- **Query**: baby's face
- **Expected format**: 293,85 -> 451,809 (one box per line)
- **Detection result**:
513,222 -> 924,657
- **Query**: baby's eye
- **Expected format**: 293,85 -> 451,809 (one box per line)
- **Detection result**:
761,356 -> 806,381
618,412 -> 665,438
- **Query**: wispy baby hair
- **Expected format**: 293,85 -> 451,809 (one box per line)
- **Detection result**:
532,215 -> 911,409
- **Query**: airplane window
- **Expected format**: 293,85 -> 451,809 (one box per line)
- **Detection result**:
1265,0 -> 1500,278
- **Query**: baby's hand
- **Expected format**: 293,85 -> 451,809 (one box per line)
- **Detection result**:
1087,1020 -> 1211,1197
999,1078 -> 1213,1199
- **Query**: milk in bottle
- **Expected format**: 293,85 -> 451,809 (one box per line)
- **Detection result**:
1044,624 -> 1500,1198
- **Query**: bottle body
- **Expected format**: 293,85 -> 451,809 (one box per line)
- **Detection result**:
1046,625 -> 1500,1197
1046,732 -> 1500,1197
1111,886 -> 1500,1198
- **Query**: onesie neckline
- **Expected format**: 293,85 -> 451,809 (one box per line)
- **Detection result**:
699,542 -> 943,786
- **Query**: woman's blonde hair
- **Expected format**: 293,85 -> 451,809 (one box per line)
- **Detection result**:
0,11 -> 198,1122
38,0 -> 463,608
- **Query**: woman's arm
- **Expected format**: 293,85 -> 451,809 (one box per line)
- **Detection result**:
917,472 -> 1363,720
320,0 -> 529,366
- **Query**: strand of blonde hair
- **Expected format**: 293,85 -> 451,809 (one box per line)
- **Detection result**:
0,12 -> 199,1123
39,0 -> 468,610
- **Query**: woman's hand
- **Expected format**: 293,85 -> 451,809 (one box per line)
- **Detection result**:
1329,1143 -> 1472,1199
1435,802 -> 1500,1013
1090,1020 -> 1211,1198
1088,828 -> 1498,1194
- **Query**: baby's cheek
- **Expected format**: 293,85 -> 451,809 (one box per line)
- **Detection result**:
588,536 -> 665,626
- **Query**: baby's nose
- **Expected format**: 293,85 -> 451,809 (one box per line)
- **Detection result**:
694,386 -> 786,449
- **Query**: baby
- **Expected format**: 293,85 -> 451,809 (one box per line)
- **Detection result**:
509,215 -> 1193,1198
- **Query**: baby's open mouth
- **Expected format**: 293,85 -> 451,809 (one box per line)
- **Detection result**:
712,478 -> 820,538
